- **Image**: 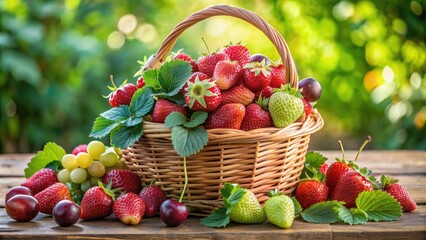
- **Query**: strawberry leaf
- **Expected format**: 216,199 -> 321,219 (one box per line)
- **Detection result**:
156,60 -> 192,96
90,116 -> 119,139
356,190 -> 402,221
291,197 -> 302,217
301,151 -> 327,179
171,125 -> 208,157
301,201 -> 343,224
165,112 -> 187,128
24,142 -> 66,178
200,207 -> 230,228
143,69 -> 162,90
100,106 -> 131,122
338,205 -> 368,225
110,123 -> 143,149
220,182 -> 236,199
130,87 -> 154,117
183,111 -> 208,128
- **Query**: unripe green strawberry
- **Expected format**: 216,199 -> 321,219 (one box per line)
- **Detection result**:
268,85 -> 304,128
229,189 -> 266,224
264,189 -> 294,229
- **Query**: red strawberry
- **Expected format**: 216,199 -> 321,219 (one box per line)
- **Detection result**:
198,52 -> 229,77
319,163 -> 329,175
139,181 -> 166,218
34,183 -> 71,214
381,175 -> 416,212
181,72 -> 210,93
223,44 -> 251,67
213,60 -> 242,90
173,52 -> 198,72
22,168 -> 58,195
205,103 -> 246,129
296,179 -> 329,210
302,98 -> 313,117
185,77 -> 222,112
80,183 -> 116,220
331,171 -> 374,208
220,84 -> 254,106
152,99 -> 187,123
240,103 -> 273,131
72,144 -> 87,155
242,61 -> 271,92
137,76 -> 145,89
113,193 -> 146,225
107,76 -> 137,108
103,169 -> 142,194
254,86 -> 274,100
269,64 -> 286,88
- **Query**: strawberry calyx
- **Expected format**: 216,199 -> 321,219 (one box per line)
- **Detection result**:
256,95 -> 269,111
301,166 -> 326,182
103,75 -> 129,99
243,60 -> 271,77
267,188 -> 283,198
380,175 -> 399,190
99,180 -> 122,201
273,84 -> 302,98
185,76 -> 216,108
134,56 -> 148,77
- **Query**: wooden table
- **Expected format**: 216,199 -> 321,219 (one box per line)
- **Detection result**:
0,151 -> 425,239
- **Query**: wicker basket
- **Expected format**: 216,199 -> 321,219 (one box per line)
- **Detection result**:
123,4 -> 324,216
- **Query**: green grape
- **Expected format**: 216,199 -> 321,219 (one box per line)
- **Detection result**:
61,154 -> 78,171
90,177 -> 101,187
76,152 -> 93,168
114,147 -> 123,159
99,149 -> 118,167
57,169 -> 71,183
70,168 -> 88,184
87,141 -> 105,159
81,179 -> 92,192
87,161 -> 106,177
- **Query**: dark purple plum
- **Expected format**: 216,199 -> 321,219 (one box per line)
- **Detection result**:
52,200 -> 80,227
250,54 -> 271,65
6,195 -> 39,222
298,77 -> 322,102
6,186 -> 33,202
160,199 -> 188,227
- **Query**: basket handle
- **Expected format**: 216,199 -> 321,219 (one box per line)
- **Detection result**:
144,4 -> 299,88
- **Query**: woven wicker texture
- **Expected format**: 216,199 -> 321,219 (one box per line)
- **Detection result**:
124,4 -> 324,216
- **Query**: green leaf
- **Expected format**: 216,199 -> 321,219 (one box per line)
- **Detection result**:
226,188 -> 246,206
171,125 -> 208,157
291,197 -> 303,217
110,123 -> 143,149
165,112 -> 187,128
200,207 -> 230,228
100,106 -> 131,122
338,206 -> 368,225
356,190 -> 402,221
143,69 -> 162,90
220,183 -> 236,199
124,116 -> 143,126
301,151 -> 327,179
183,111 -> 208,128
130,87 -> 155,117
157,60 -> 192,96
301,201 -> 343,224
90,116 -> 119,139
24,142 -> 66,178
44,160 -> 63,173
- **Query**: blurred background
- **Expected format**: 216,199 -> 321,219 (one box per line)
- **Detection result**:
1,0 -> 425,153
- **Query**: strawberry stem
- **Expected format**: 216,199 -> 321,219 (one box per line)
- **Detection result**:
178,156 -> 188,203
355,136 -> 372,162
201,37 -> 211,55
338,140 -> 345,160
110,75 -> 117,89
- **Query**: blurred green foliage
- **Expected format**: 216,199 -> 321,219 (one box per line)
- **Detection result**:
1,0 -> 425,153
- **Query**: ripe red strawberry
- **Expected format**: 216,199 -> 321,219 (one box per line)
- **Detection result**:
103,169 -> 142,194
72,144 -> 87,155
80,183 -> 116,220
223,44 -> 251,67
173,52 -> 198,72
198,52 -> 229,77
107,76 -> 137,108
296,179 -> 329,210
254,86 -> 274,100
302,98 -> 313,117
34,183 -> 71,214
152,99 -> 187,123
205,103 -> 246,129
181,72 -> 210,93
213,60 -> 242,90
381,175 -> 416,212
113,193 -> 146,225
240,103 -> 273,131
319,163 -> 329,175
137,76 -> 145,89
269,64 -> 286,88
22,168 -> 58,195
185,77 -> 221,112
220,84 -> 254,106
243,61 -> 271,92
139,181 -> 166,218
331,171 -> 374,208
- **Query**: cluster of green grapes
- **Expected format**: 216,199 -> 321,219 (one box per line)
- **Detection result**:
57,141 -> 125,192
